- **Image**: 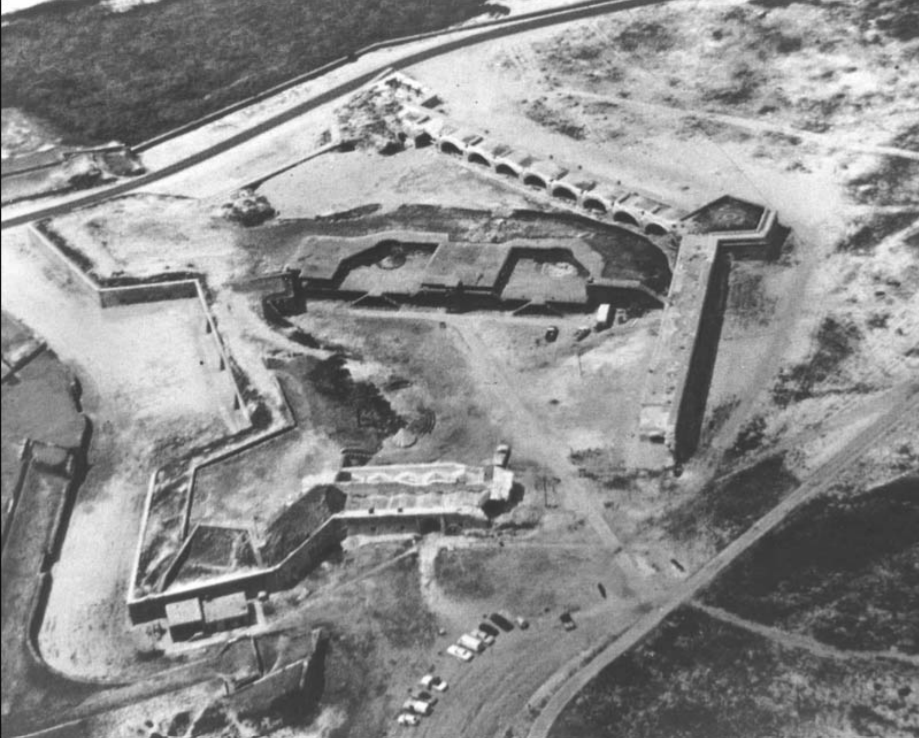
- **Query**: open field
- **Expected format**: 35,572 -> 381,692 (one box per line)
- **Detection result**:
703,475 -> 919,655
549,605 -> 919,738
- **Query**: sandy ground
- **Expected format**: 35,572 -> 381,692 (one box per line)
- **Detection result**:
1,226 -> 236,679
259,147 -> 538,218
1,1 -> 916,735
48,194 -> 243,283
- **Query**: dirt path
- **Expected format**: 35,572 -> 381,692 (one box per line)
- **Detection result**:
523,382 -> 919,738
690,602 -> 919,668
342,306 -> 625,549
559,90 -> 919,161
447,318 -> 623,550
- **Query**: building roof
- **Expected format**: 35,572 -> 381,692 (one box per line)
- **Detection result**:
203,592 -> 249,624
528,159 -> 569,181
422,242 -> 512,291
165,598 -> 204,626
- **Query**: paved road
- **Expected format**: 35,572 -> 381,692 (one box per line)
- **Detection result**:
525,381 -> 919,738
0,0 -> 674,231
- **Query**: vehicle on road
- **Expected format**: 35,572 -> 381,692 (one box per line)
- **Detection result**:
478,622 -> 500,638
459,633 -> 486,653
397,712 -> 421,726
472,628 -> 496,646
420,674 -> 447,691
447,644 -> 474,662
490,613 -> 514,632
403,698 -> 432,716
515,616 -> 530,630
560,611 -> 576,631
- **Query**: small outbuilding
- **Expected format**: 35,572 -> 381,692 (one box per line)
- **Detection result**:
203,592 -> 251,632
165,598 -> 204,642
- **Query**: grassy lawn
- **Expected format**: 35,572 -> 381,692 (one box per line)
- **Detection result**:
2,0 -> 491,145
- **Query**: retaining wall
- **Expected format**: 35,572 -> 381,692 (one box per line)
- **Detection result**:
28,222 -> 248,425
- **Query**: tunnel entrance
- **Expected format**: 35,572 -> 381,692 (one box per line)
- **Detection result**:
468,153 -> 491,167
583,198 -> 607,213
496,164 -> 519,178
645,223 -> 668,237
440,141 -> 463,157
523,174 -> 547,190
613,211 -> 640,227
552,186 -> 578,203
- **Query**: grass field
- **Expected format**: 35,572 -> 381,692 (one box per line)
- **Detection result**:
1,0 -> 493,145
549,606 -> 919,738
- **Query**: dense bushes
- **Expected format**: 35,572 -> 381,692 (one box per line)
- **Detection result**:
2,0 -> 490,145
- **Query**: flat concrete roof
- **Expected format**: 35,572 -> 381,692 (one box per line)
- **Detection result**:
423,242 -> 512,290
203,592 -> 249,623
640,235 -> 719,436
166,598 -> 204,626
528,160 -> 569,181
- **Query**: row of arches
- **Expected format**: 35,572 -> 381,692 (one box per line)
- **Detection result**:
436,138 -> 673,237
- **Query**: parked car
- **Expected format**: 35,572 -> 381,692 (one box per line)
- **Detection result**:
420,674 -> 448,692
397,712 -> 421,726
458,633 -> 486,653
472,628 -> 495,646
478,622 -> 500,639
574,326 -> 591,341
493,442 -> 511,468
447,644 -> 474,662
560,612 -> 576,631
490,613 -> 515,632
515,616 -> 530,630
403,698 -> 432,716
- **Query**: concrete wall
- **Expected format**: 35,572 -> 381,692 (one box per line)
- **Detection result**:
97,280 -> 199,307
28,223 -> 249,425
672,250 -> 730,462
268,518 -> 346,590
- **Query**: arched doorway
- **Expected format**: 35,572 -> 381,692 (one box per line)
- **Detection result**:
552,186 -> 578,203
613,211 -> 640,227
582,197 -> 608,214
523,174 -> 547,190
440,140 -> 463,156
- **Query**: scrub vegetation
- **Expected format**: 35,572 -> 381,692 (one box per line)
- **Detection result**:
1,0 -> 494,144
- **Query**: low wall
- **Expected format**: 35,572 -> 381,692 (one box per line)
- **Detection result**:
127,570 -> 271,624
97,280 -> 199,307
28,222 -> 249,425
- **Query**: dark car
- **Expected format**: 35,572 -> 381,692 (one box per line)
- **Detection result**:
560,612 -> 576,631
478,622 -> 500,638
490,613 -> 514,632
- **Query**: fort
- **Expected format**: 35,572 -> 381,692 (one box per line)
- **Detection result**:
18,75 -> 787,636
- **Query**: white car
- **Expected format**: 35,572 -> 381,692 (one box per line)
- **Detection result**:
403,699 -> 432,716
447,644 -> 474,662
472,628 -> 495,646
397,712 -> 420,726
420,674 -> 448,692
